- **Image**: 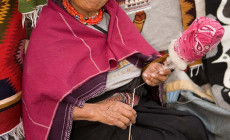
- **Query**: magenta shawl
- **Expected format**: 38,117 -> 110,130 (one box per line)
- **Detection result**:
22,0 -> 159,139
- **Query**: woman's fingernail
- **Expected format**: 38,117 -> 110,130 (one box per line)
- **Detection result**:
159,71 -> 164,74
143,73 -> 148,77
163,65 -> 168,69
151,73 -> 156,77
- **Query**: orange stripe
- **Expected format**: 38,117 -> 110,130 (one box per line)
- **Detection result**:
188,59 -> 202,67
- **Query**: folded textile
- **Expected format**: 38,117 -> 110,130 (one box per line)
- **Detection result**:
167,91 -> 230,140
0,0 -> 26,139
163,69 -> 214,103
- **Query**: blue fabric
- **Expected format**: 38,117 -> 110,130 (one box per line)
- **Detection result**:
0,78 -> 16,100
166,90 -> 180,103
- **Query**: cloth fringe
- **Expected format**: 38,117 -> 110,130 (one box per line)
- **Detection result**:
118,1 -> 151,15
22,5 -> 45,28
0,121 -> 24,140
125,6 -> 151,15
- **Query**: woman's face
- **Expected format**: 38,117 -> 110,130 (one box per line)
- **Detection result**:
70,0 -> 108,13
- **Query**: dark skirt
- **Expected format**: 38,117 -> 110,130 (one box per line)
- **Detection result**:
70,98 -> 208,140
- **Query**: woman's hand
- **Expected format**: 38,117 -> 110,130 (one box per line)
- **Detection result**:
142,62 -> 171,86
73,101 -> 136,129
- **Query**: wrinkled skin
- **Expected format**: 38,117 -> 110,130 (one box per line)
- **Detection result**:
142,62 -> 171,86
70,0 -> 108,16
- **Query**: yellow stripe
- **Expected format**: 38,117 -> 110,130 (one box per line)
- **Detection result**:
133,19 -> 145,24
0,92 -> 22,110
0,0 -> 10,24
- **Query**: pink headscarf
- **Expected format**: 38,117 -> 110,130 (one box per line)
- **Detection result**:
174,17 -> 224,62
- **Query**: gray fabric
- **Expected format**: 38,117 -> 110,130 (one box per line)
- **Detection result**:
127,0 -> 183,51
211,85 -> 230,111
167,91 -> 230,140
88,12 -> 110,32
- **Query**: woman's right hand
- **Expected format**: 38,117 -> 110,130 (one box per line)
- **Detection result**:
73,101 -> 137,130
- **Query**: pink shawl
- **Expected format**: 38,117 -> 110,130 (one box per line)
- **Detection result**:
22,0 -> 159,139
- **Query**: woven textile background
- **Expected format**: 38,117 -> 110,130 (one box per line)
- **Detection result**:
0,0 -> 26,137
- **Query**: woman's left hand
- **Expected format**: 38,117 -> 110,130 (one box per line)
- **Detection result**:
142,62 -> 171,86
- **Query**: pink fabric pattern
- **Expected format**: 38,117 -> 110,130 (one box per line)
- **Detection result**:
174,17 -> 225,62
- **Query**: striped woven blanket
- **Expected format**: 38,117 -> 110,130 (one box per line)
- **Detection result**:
0,0 -> 26,139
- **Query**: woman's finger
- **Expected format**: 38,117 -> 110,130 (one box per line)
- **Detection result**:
112,118 -> 127,130
150,73 -> 168,83
122,103 -> 137,116
149,75 -> 160,84
121,110 -> 136,124
158,68 -> 171,76
143,73 -> 160,86
96,101 -> 136,129
117,114 -> 131,126
119,104 -> 136,124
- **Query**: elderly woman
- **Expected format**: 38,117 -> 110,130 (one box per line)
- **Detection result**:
22,0 -> 208,139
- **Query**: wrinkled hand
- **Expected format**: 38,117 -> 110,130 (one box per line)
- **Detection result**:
95,101 -> 136,129
142,62 -> 171,86
73,101 -> 136,130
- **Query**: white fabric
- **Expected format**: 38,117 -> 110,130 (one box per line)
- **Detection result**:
127,0 -> 183,51
194,0 -> 206,18
105,60 -> 141,92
